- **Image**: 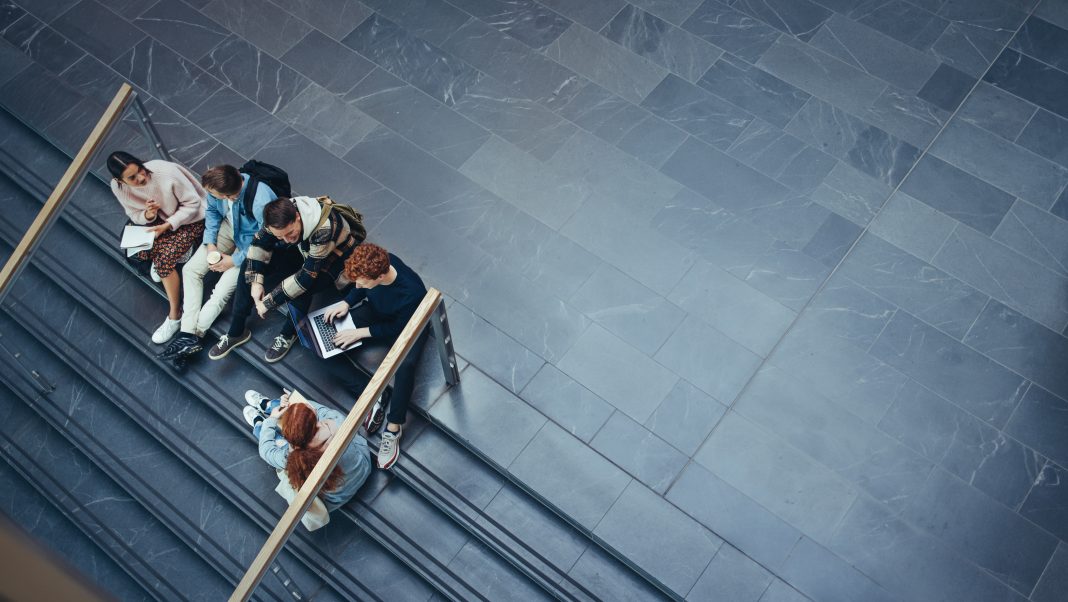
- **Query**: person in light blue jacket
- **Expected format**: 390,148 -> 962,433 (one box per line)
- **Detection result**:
243,389 -> 372,512
157,165 -> 276,367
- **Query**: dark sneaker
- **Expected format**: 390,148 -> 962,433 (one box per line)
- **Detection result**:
169,353 -> 189,373
157,333 -> 202,361
242,406 -> 264,428
377,427 -> 402,469
208,330 -> 251,360
264,334 -> 297,363
363,398 -> 386,435
244,390 -> 271,414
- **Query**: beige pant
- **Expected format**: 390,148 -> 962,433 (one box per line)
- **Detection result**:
181,220 -> 240,337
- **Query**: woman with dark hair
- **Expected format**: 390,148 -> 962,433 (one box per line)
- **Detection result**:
243,389 -> 372,511
107,151 -> 206,345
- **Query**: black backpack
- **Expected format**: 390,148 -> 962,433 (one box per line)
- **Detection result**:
239,159 -> 292,217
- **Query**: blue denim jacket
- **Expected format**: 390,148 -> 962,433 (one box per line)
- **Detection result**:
202,174 -> 276,266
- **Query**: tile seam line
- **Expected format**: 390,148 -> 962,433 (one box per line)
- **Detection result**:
708,0 -> 1043,416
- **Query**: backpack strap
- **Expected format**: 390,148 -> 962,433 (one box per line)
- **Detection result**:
314,196 -> 335,231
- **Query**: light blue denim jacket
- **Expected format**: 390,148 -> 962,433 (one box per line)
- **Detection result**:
202,174 -> 276,267
257,398 -> 372,511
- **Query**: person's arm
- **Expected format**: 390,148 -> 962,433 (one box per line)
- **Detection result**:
202,197 -> 223,247
111,181 -> 150,224
244,229 -> 276,286
232,184 -> 277,267
262,225 -> 337,310
257,416 -> 289,470
164,168 -> 206,229
343,286 -> 368,307
368,296 -> 421,339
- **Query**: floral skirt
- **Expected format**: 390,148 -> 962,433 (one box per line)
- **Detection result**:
134,219 -> 205,278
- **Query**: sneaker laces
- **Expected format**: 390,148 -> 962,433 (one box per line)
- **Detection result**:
271,335 -> 290,351
217,334 -> 230,348
379,430 -> 398,455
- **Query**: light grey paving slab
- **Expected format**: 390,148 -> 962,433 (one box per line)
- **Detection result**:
455,260 -> 591,362
536,0 -> 626,30
931,21 -> 1006,77
590,411 -> 688,493
965,299 -> 1068,407
868,191 -> 956,263
644,379 -> 726,456
697,54 -> 811,129
508,421 -> 632,530
131,0 -> 228,63
696,411 -> 860,543
725,120 -> 836,198
280,29 -> 375,95
561,193 -> 696,295
681,0 -> 780,62
595,480 -> 722,595
519,364 -> 614,442
1017,108 -> 1068,169
931,118 -> 1068,210
430,367 -> 547,466
557,324 -> 678,424
668,259 -> 796,357
274,0 -> 371,40
810,13 -> 940,92
661,136 -> 792,216
641,73 -> 753,150
203,0 -> 311,58
687,544 -> 773,602
276,83 -> 378,157
460,135 -> 589,229
667,462 -> 801,570
345,68 -> 489,168
603,4 -> 723,83
992,199 -> 1068,278
757,35 -> 887,117
654,314 -> 762,404
900,154 -> 1015,236
956,81 -> 1036,141
736,365 -> 933,511
359,0 -> 470,46
651,188 -> 776,276
197,35 -> 310,115
829,497 -> 1030,602
569,262 -> 686,356
732,0 -> 832,39
630,0 -> 705,25
809,161 -> 892,226
452,75 -> 576,161
870,309 -> 1029,429
795,272 -> 897,350
548,129 -> 683,222
447,301 -> 545,395
445,0 -> 570,50
112,37 -> 220,115
744,242 -> 832,311
900,467 -> 1057,595
770,326 -> 910,424
544,21 -> 668,104
836,234 -> 988,339
934,223 -> 1068,332
438,16 -> 582,108
786,97 -> 920,187
779,536 -> 898,602
862,86 -> 950,149
419,187 -> 600,297
186,86 -> 286,158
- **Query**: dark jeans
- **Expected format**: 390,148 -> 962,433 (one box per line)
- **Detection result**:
228,245 -> 308,338
326,303 -> 428,427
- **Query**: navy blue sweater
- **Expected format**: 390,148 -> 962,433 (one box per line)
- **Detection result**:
343,254 -> 427,339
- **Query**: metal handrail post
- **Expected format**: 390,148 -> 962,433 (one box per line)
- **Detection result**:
0,84 -> 134,304
129,91 -> 172,162
430,300 -> 460,386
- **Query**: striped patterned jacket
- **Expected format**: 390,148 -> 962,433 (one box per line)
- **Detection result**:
245,196 -> 360,311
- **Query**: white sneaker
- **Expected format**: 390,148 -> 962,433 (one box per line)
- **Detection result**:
377,427 -> 402,469
245,390 -> 270,413
243,406 -> 264,428
151,318 -> 181,344
150,264 -> 161,282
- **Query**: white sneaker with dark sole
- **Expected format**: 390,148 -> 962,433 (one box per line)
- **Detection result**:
151,318 -> 181,344
244,390 -> 271,413
377,427 -> 402,469
243,406 -> 264,428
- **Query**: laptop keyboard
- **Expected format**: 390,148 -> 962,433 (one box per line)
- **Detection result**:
313,314 -> 340,351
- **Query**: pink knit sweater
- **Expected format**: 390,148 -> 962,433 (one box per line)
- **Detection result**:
110,160 -> 206,229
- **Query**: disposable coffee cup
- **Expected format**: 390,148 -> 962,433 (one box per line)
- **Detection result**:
207,250 -> 222,265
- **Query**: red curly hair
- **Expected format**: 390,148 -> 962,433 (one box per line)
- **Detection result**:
344,243 -> 390,281
280,403 -> 341,493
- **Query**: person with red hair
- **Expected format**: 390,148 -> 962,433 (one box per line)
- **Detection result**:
243,389 -> 371,511
323,243 -> 428,469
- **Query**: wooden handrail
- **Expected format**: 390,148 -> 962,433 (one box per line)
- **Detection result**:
0,83 -> 134,300
229,287 -> 445,602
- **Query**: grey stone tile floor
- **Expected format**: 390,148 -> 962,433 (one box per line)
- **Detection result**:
1,0 -> 1067,599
